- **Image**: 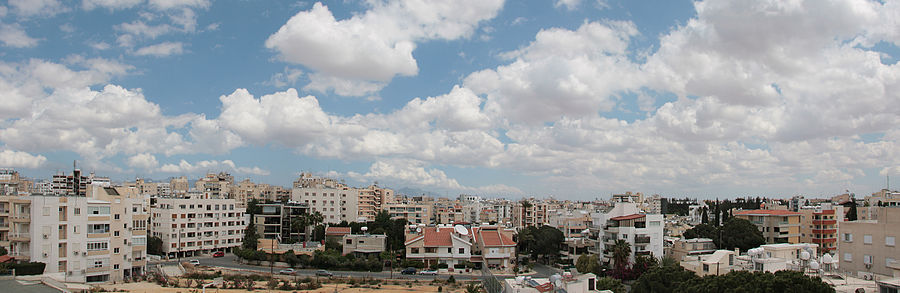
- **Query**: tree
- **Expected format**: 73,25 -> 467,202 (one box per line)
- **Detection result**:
0,246 -> 7,256
701,207 -> 709,224
308,212 -> 324,241
595,277 -> 626,293
846,200 -> 858,221
675,270 -> 834,292
631,261 -> 698,293
682,223 -> 717,240
719,218 -> 765,252
575,254 -> 601,275
284,251 -> 299,268
147,236 -> 163,256
465,282 -> 482,293
610,239 -> 631,271
242,221 -> 260,250
247,199 -> 263,215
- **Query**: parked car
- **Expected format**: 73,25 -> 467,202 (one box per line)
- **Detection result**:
212,251 -> 225,258
418,269 -> 438,275
189,259 -> 200,265
315,270 -> 333,277
401,267 -> 417,275
279,268 -> 296,275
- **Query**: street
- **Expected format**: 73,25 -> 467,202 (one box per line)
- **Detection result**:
155,254 -> 481,281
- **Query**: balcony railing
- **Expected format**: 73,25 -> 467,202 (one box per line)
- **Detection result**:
635,236 -> 651,244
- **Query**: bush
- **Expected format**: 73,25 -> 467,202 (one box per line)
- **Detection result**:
447,275 -> 456,284
6,262 -> 46,275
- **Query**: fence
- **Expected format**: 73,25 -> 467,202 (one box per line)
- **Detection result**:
481,266 -> 504,293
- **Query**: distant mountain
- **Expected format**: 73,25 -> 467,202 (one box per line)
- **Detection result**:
394,186 -> 442,198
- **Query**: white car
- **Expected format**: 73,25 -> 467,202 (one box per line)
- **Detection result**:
279,268 -> 296,275
419,270 -> 438,275
189,259 -> 200,265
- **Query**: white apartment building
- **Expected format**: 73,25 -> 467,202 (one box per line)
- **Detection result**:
601,202 -> 664,266
385,202 -> 431,224
28,185 -> 149,283
151,197 -> 246,258
291,173 -> 358,224
838,207 -> 899,279
357,184 -> 393,222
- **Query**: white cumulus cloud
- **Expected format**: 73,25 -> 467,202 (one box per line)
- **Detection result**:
0,149 -> 47,168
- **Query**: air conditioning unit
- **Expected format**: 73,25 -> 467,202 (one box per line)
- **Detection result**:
42,253 -> 48,257
42,234 -> 49,239
865,263 -> 872,269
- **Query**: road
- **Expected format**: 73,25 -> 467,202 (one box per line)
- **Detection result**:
530,263 -> 563,278
155,254 -> 480,281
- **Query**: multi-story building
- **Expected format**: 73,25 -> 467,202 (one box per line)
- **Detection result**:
0,169 -> 22,195
169,176 -> 189,196
736,243 -> 818,273
151,197 -> 246,258
1,195 -> 31,260
513,200 -> 548,228
798,204 -> 843,255
611,192 -> 643,203
680,250 -> 737,276
194,172 -> 233,199
385,202 -> 430,224
669,238 -> 717,262
291,173 -> 358,223
547,210 -> 593,260
404,225 -> 473,268
602,212 -> 664,266
734,209 -> 801,244
253,202 -> 309,243
28,185 -> 149,283
471,226 -> 517,271
838,207 -> 899,278
51,169 -> 92,196
357,184 -> 393,222
434,204 -> 466,225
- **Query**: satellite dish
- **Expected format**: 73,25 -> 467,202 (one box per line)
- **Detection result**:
822,254 -> 833,264
416,227 -> 422,233
455,225 -> 468,236
800,251 -> 810,260
361,226 -> 368,232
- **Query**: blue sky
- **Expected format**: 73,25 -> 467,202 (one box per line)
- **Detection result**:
1,0 -> 899,200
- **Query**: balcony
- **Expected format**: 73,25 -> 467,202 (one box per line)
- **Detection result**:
812,229 -> 836,234
635,236 -> 651,244
812,219 -> 836,225
9,233 -> 29,241
635,251 -> 652,256
812,238 -> 837,244
0,222 -> 8,229
11,214 -> 30,222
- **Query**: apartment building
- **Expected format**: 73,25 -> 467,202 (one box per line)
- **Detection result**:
736,243 -> 819,273
1,195 -> 31,260
194,172 -> 234,199
169,176 -> 189,196
404,226 -> 473,268
51,169 -> 92,196
547,211 -> 593,260
681,250 -> 737,276
28,185 -> 149,283
669,238 -> 717,262
513,200 -> 548,228
357,184 -> 393,222
385,202 -> 430,224
151,197 -> 246,258
734,209 -> 801,244
839,207 -> 899,278
253,202 -> 309,242
798,204 -> 843,255
291,173 -> 358,223
434,204 -> 466,225
602,213 -> 664,266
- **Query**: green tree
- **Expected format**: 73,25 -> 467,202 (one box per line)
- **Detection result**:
701,207 -> 709,224
631,261 -> 698,293
846,200 -> 858,221
247,198 -> 263,215
465,282 -> 482,293
0,246 -> 7,256
147,236 -> 163,255
575,254 -> 601,275
595,277 -> 626,293
682,223 -> 717,240
610,239 -> 631,271
308,212 -> 324,241
719,218 -> 765,251
675,270 -> 834,292
242,221 -> 260,250
283,250 -> 299,268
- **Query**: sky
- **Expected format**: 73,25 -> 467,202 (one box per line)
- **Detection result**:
1,0 -> 899,200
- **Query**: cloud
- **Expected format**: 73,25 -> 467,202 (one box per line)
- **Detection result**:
127,153 -> 159,169
555,0 -> 581,10
82,0 -> 143,11
147,0 -> 210,10
303,73 -> 385,96
133,41 -> 185,57
346,159 -> 523,195
265,0 -> 505,96
0,23 -> 39,48
266,67 -> 304,87
159,159 -> 269,176
8,0 -> 67,17
0,149 -> 47,168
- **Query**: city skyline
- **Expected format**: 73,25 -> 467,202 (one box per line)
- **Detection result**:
1,0 -> 900,200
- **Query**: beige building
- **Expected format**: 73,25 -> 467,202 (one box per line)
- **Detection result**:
798,205 -> 843,255
681,250 -> 737,276
670,238 -> 716,262
194,172 -> 234,199
342,234 -> 386,256
291,173 -> 358,223
357,184 -> 393,222
385,202 -> 430,225
471,226 -> 517,270
169,176 -> 189,196
405,226 -> 472,268
734,209 -> 801,244
513,200 -> 548,228
434,204 -> 466,225
1,195 -> 31,260
838,207 -> 899,278
151,197 -> 246,258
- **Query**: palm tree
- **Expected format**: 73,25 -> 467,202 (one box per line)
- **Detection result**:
291,214 -> 310,242
611,239 -> 631,270
308,212 -> 324,241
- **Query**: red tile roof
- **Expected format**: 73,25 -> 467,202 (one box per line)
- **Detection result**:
473,227 -> 516,247
423,227 -> 454,246
325,227 -> 351,235
734,209 -> 801,216
0,255 -> 14,263
610,214 -> 646,221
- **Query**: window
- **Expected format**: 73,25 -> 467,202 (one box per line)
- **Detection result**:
864,255 -> 873,264
887,258 -> 896,268
459,248 -> 465,254
703,264 -> 709,272
87,241 -> 109,251
132,236 -> 146,246
88,224 -> 110,234
425,247 -> 437,253
114,231 -> 119,237
887,236 -> 896,246
92,258 -> 108,268
114,248 -> 119,254
843,233 -> 853,242
447,248 -> 452,253
113,264 -> 119,270
114,214 -> 120,220
864,234 -> 872,244
843,253 -> 852,262
346,239 -> 353,244
88,206 -> 110,215
74,208 -> 81,215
